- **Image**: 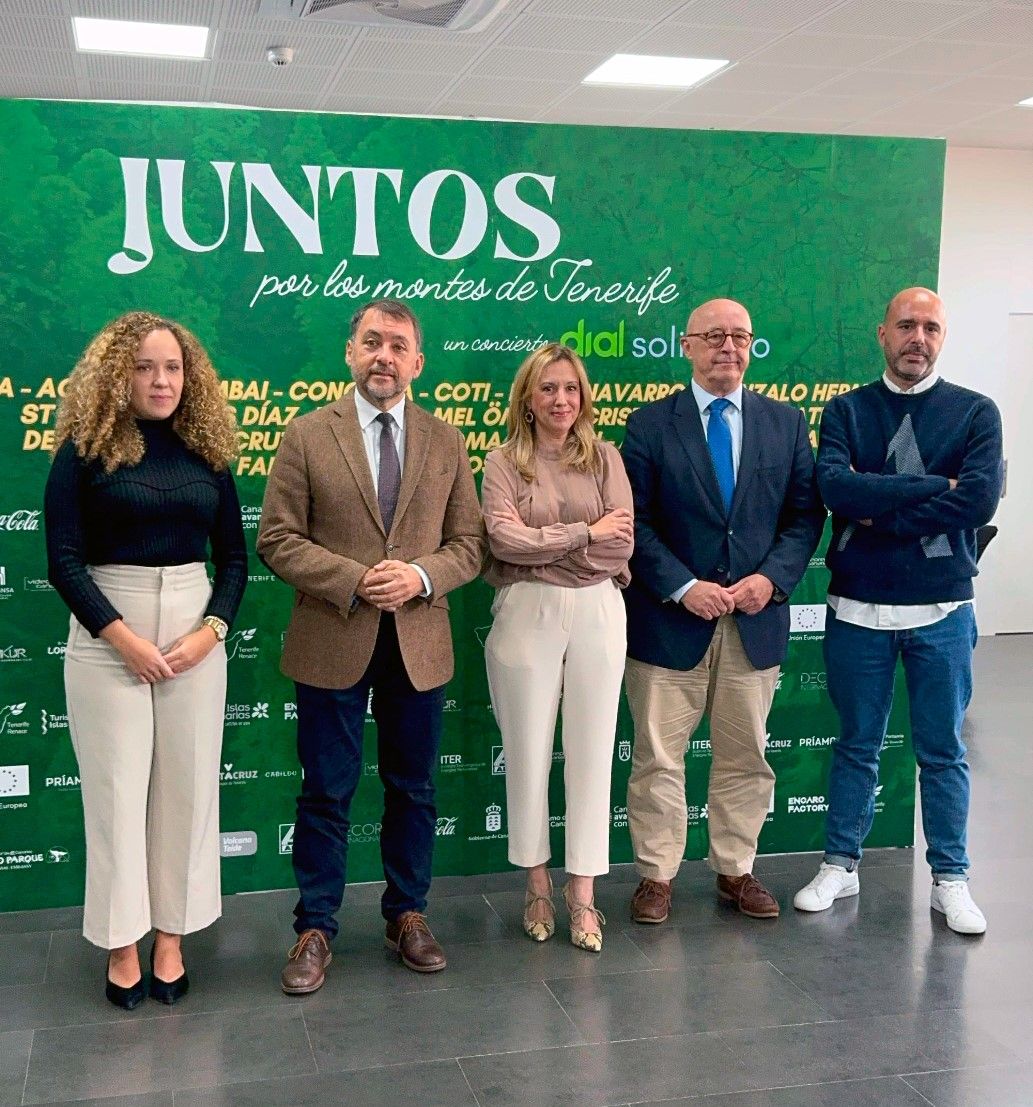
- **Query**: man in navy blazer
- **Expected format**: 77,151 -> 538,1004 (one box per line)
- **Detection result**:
622,297 -> 824,924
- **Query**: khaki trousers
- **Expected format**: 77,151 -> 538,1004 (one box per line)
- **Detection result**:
485,579 -> 626,876
64,564 -> 226,949
625,615 -> 778,879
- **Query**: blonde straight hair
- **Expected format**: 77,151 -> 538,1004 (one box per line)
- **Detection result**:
499,342 -> 599,483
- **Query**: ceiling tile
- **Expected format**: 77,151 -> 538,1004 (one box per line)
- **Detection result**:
330,68 -> 458,99
345,34 -> 485,71
215,27 -> 359,66
210,60 -> 339,94
466,47 -> 613,80
933,72 -> 1033,102
756,93 -> 879,121
549,83 -> 687,113
865,37 -> 1026,72
527,0 -> 688,19
804,0 -> 983,37
444,75 -> 572,108
495,15 -> 649,52
75,0 -> 219,23
665,0 -> 849,31
695,62 -> 845,94
628,25 -> 778,58
816,68 -> 955,96
0,15 -> 73,50
748,32 -> 907,67
941,7 -> 1033,45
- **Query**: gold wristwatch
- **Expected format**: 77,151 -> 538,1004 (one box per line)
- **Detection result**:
202,615 -> 229,641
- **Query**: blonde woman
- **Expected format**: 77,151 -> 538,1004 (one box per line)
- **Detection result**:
44,311 -> 246,1009
483,343 -> 633,951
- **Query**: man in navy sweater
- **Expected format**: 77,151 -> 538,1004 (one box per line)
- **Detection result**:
795,287 -> 1003,934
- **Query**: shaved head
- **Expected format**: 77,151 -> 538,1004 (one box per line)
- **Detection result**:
680,297 -> 753,397
878,286 -> 947,390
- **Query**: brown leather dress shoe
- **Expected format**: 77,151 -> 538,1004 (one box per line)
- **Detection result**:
281,929 -> 332,994
385,911 -> 447,973
630,878 -> 672,924
717,873 -> 780,918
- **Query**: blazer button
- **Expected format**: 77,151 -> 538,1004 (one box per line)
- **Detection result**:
386,543 -> 397,553
727,528 -> 734,536
716,565 -> 727,575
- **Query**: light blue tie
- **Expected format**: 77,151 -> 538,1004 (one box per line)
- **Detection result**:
707,398 -> 735,514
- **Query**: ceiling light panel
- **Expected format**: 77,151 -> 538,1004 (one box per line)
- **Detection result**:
583,53 -> 729,89
72,17 -> 209,59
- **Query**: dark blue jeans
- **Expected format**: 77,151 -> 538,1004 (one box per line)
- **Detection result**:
823,603 -> 977,880
291,615 -> 445,938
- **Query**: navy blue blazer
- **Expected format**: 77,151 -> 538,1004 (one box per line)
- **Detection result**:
622,386 -> 825,672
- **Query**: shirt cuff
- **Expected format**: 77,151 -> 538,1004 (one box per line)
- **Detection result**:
411,562 -> 432,598
669,578 -> 697,603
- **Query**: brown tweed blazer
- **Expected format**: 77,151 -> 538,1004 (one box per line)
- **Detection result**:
257,391 -> 485,691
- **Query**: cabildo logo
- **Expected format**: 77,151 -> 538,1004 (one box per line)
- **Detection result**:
226,628 -> 258,661
0,703 -> 28,736
0,510 -> 40,531
617,740 -> 631,763
219,762 -> 259,784
108,160 -> 562,274
788,795 -> 829,814
485,804 -> 502,833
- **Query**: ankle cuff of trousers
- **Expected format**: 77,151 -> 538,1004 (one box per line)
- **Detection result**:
824,854 -> 859,872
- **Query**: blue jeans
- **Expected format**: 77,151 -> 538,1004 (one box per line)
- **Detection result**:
291,615 -> 445,938
823,603 -> 977,880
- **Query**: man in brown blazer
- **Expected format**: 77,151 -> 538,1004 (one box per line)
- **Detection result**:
258,299 -> 484,993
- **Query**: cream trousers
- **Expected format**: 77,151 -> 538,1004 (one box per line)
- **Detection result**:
485,579 -> 626,876
64,563 -> 226,949
625,615 -> 778,880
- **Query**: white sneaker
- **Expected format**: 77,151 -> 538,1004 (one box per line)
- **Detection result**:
931,880 -> 987,935
793,862 -> 860,912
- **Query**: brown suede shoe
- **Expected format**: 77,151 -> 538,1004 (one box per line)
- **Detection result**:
281,929 -> 332,994
717,873 -> 780,918
630,878 -> 672,924
385,911 -> 447,973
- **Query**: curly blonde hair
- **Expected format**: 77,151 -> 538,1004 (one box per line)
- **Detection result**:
499,343 -> 599,483
52,311 -> 238,472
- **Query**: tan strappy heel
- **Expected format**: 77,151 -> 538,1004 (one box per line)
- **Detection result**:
562,883 -> 605,952
523,874 -> 555,942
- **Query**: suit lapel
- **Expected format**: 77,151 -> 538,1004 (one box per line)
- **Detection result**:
672,388 -> 725,519
729,388 -> 761,517
329,391 -> 384,535
393,399 -> 430,530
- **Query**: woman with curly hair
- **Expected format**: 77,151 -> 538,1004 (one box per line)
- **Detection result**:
482,343 -> 633,953
45,311 -> 246,1010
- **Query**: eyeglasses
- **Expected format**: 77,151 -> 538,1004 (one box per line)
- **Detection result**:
683,329 -> 753,350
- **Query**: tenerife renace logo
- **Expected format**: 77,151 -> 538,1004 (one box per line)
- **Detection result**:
0,703 -> 28,736
226,628 -> 258,660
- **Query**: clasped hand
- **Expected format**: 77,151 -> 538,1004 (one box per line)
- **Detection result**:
681,574 -> 775,620
113,627 -> 217,684
358,560 -> 424,613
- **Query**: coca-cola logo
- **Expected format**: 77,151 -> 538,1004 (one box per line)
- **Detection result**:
0,510 -> 40,532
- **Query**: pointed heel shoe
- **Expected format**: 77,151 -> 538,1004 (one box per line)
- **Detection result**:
149,941 -> 189,1005
105,955 -> 146,1011
562,883 -> 605,953
523,874 -> 556,942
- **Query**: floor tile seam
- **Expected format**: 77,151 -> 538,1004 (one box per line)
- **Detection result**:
298,1008 -> 320,1077
542,978 -> 585,1039
621,1073 -> 936,1105
480,892 -> 505,925
18,1027 -> 33,1107
897,1058 -> 1030,1078
897,1075 -> 938,1106
762,958 -> 839,1022
455,1056 -> 486,1107
24,999 -> 295,1037
39,932 -> 54,989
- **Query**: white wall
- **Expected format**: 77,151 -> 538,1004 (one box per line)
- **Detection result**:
938,147 -> 1033,635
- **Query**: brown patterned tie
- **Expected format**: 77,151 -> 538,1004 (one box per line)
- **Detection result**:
376,411 -> 401,533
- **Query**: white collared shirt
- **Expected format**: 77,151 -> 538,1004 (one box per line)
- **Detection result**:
354,388 -> 406,492
352,388 -> 431,597
828,369 -> 969,631
672,380 -> 745,602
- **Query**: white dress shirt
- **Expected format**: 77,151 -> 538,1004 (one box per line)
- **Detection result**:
353,389 -> 431,597
671,380 -> 745,602
828,370 -> 969,631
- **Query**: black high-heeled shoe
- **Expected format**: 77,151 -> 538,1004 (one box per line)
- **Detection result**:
149,941 -> 189,1005
105,955 -> 146,1010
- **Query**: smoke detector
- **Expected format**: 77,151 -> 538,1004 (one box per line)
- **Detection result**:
266,45 -> 295,66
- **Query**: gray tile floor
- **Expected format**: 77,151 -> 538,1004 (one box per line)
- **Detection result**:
2,634 -> 1030,1106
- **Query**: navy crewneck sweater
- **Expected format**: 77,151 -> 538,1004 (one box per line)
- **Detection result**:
45,418 -> 247,636
817,378 -> 1003,605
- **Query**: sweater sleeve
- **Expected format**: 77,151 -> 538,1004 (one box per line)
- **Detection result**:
205,468 -> 248,627
817,396 -> 950,518
565,441 -> 634,581
44,442 -> 122,637
482,450 -> 590,565
871,398 -> 1004,537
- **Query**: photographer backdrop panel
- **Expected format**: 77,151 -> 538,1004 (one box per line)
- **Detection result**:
0,100 -> 942,910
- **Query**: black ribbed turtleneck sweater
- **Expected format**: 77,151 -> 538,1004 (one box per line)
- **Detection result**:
44,417 -> 247,636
